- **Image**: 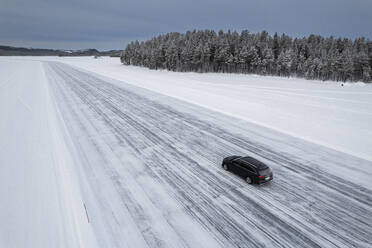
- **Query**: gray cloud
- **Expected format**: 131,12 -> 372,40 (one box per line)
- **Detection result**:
1,0 -> 371,50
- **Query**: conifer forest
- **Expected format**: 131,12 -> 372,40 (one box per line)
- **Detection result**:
121,30 -> 372,83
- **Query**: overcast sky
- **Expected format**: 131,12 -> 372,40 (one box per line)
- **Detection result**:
1,0 -> 371,50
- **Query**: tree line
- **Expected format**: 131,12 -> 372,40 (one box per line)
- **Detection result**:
121,30 -> 372,83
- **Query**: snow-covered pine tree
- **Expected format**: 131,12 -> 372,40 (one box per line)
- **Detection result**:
120,30 -> 372,83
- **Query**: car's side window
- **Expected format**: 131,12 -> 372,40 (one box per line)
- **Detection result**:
244,164 -> 254,173
233,161 -> 244,170
233,161 -> 242,168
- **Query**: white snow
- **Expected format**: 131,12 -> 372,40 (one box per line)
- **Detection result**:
0,58 -> 98,247
1,56 -> 372,248
37,56 -> 372,162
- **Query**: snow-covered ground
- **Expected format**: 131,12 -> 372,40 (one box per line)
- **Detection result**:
0,59 -> 98,247
36,56 -> 372,162
1,56 -> 372,248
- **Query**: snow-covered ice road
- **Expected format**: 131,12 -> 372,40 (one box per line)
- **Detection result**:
40,61 -> 372,248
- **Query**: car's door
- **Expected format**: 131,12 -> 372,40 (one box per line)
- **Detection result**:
241,164 -> 256,178
233,161 -> 248,177
230,160 -> 241,174
229,160 -> 237,173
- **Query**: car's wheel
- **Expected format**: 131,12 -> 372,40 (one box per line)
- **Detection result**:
223,164 -> 229,171
246,177 -> 252,184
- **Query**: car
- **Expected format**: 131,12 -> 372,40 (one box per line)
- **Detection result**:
222,155 -> 273,184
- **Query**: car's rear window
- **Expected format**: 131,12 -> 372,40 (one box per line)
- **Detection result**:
259,168 -> 271,176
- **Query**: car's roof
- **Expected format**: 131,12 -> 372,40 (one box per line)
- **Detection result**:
237,156 -> 268,170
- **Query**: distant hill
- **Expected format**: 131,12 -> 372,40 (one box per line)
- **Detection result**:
0,45 -> 121,57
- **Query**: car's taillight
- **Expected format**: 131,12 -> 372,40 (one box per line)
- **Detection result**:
258,175 -> 265,178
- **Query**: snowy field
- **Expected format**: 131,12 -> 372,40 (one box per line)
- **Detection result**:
1,56 -> 372,247
38,56 -> 372,162
0,58 -> 97,247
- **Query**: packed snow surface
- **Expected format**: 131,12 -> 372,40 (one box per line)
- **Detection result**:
1,56 -> 372,248
38,56 -> 372,162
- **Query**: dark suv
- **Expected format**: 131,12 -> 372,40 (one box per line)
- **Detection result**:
222,156 -> 273,184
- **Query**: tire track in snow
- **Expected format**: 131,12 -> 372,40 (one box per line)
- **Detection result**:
46,62 -> 372,248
